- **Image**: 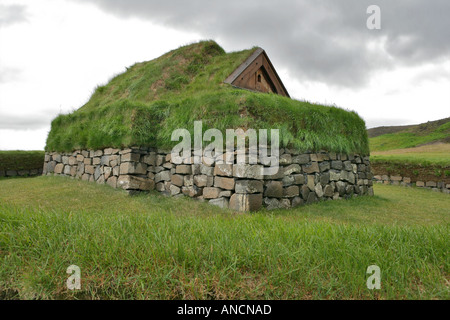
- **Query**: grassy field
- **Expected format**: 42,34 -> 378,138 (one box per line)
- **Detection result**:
45,41 -> 369,155
0,151 -> 45,172
371,143 -> 450,168
0,176 -> 448,300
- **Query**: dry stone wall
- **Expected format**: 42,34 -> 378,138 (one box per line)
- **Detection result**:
373,175 -> 450,194
43,147 -> 373,211
1,168 -> 43,178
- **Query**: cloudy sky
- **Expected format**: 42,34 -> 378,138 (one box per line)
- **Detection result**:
0,0 -> 449,150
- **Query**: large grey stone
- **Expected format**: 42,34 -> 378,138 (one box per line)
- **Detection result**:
292,154 -> 310,165
182,185 -> 202,197
343,161 -> 352,171
142,154 -> 156,166
323,185 -> 334,197
235,180 -> 263,194
302,162 -> 319,174
306,175 -> 315,191
214,164 -> 233,177
176,165 -> 192,174
85,165 -> 95,175
209,197 -> 229,209
77,163 -> 85,176
46,161 -> 56,173
284,164 -> 301,176
320,172 -> 330,185
214,176 -> 235,190
94,150 -> 103,157
292,196 -> 304,207
194,175 -> 213,187
203,187 -> 221,199
341,171 -> 355,184
103,166 -> 112,180
155,170 -> 171,183
319,161 -> 330,172
184,175 -> 194,187
283,185 -> 299,198
52,154 -> 62,163
263,166 -> 284,180
106,176 -> 117,188
301,185 -> 310,200
306,192 -> 317,204
279,154 -> 292,165
94,166 -> 103,180
280,199 -> 291,209
336,181 -> 346,196
233,164 -> 263,180
294,174 -> 305,185
64,165 -> 71,175
171,174 -> 184,187
121,152 -> 140,162
264,181 -> 283,198
229,193 -> 262,212
120,162 -> 147,175
282,175 -> 295,187
264,197 -> 280,210
329,170 -> 341,181
68,157 -> 77,166
200,164 -> 214,176
331,161 -> 343,170
54,163 -> 64,174
169,184 -> 181,195
118,175 -> 154,191
315,183 -> 324,198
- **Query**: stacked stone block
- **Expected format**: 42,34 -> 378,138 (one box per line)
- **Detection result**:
43,148 -> 374,211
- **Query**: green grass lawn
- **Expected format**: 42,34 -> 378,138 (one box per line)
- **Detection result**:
0,176 -> 448,300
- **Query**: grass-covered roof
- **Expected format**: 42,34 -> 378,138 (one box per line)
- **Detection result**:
46,40 -> 369,155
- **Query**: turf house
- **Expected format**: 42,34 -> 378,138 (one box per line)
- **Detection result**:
43,40 -> 373,211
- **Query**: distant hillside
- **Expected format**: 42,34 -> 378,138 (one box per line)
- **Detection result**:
369,117 -> 450,152
368,117 -> 450,138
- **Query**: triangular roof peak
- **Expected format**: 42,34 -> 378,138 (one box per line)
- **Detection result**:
224,47 -> 290,97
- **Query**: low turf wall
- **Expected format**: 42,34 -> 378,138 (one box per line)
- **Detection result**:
43,147 -> 373,211
0,151 -> 45,178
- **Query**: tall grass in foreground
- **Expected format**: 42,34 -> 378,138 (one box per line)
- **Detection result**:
0,177 -> 448,299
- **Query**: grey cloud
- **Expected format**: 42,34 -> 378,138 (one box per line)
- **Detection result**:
0,4 -> 27,27
0,113 -> 52,130
74,0 -> 450,88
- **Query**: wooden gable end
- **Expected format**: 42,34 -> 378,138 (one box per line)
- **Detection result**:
224,48 -> 290,97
